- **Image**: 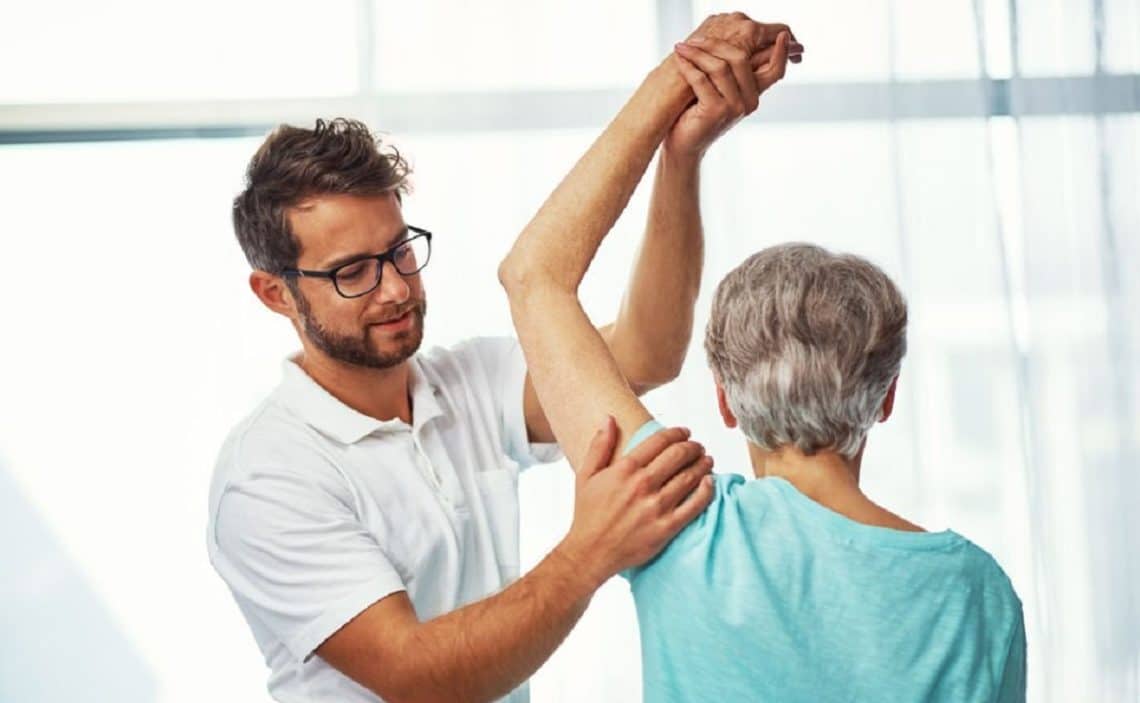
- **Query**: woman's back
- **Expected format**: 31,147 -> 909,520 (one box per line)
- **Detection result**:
626,473 -> 1026,703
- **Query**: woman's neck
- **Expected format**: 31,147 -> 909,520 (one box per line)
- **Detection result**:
748,442 -> 925,532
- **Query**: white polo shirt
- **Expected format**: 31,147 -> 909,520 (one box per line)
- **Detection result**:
206,336 -> 561,703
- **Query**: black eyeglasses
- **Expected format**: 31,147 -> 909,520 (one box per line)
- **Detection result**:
282,226 -> 433,299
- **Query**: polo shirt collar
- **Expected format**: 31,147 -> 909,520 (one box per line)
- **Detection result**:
276,355 -> 444,445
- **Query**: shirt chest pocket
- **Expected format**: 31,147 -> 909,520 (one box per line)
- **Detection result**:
354,465 -> 457,586
471,467 -> 521,581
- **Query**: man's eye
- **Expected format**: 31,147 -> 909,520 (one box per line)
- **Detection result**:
337,262 -> 367,280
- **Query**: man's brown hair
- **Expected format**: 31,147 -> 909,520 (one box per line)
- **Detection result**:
232,118 -> 411,274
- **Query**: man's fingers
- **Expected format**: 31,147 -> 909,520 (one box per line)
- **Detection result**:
656,454 -> 714,511
685,36 -> 758,112
621,425 -> 690,469
667,473 -> 716,532
755,31 -> 791,94
577,415 -> 617,479
641,439 -> 707,490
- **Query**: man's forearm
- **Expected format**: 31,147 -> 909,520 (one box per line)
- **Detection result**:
390,546 -> 599,703
608,149 -> 704,388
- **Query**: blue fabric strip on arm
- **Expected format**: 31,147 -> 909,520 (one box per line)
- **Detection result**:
624,419 -> 666,455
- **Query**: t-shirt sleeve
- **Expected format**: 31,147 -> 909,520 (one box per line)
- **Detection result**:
624,418 -> 668,455
618,419 -> 668,582
459,336 -> 563,470
211,468 -> 406,662
995,609 -> 1027,702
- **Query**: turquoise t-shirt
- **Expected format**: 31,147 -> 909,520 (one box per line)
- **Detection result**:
623,420 -> 1026,703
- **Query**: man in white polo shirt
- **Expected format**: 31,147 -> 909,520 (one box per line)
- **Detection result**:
207,12 -> 795,702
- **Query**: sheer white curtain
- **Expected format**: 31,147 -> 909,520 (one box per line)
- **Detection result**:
1,1 -> 1136,701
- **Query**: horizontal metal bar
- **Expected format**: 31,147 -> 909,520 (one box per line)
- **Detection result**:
1,75 -> 1137,145
0,96 -> 373,134
754,75 -> 1140,122
0,126 -> 270,145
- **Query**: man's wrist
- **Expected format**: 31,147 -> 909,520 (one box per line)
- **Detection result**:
549,537 -> 610,596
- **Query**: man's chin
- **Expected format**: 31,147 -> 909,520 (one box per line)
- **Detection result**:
299,305 -> 425,371
366,314 -> 423,357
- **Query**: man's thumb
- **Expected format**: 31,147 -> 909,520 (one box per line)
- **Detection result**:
577,415 -> 617,479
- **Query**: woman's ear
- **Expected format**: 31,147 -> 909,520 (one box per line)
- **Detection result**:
880,376 -> 899,423
716,383 -> 738,429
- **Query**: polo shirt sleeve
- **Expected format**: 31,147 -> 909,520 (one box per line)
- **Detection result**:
458,336 -> 564,469
211,467 -> 406,662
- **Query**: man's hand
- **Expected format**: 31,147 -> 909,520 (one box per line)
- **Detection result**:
555,416 -> 715,587
664,15 -> 802,159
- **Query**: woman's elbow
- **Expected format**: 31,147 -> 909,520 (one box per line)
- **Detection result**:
497,256 -> 526,294
498,256 -> 564,298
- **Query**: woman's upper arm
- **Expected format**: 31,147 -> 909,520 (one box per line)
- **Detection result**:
509,284 -> 653,470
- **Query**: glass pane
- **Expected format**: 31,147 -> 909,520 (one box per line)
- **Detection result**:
1012,114 -> 1139,700
373,0 -> 657,91
0,1 -> 358,103
0,136 -> 287,702
1016,0 -> 1096,76
1104,0 -> 1140,72
890,0 -> 982,79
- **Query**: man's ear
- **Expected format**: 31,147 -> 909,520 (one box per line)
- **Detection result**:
716,382 -> 738,429
879,376 -> 899,423
249,271 -> 297,320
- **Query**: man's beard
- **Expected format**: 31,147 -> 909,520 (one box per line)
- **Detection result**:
295,292 -> 427,370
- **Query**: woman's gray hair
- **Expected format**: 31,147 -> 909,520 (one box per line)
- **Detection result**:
704,243 -> 907,460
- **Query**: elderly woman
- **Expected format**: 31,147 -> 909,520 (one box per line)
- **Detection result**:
499,22 -> 1026,703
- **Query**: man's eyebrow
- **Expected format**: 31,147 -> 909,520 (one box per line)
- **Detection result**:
317,227 -> 410,270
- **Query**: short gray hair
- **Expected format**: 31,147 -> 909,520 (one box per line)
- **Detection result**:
704,244 -> 907,459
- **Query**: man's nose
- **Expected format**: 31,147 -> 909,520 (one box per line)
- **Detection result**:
371,260 -> 411,305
